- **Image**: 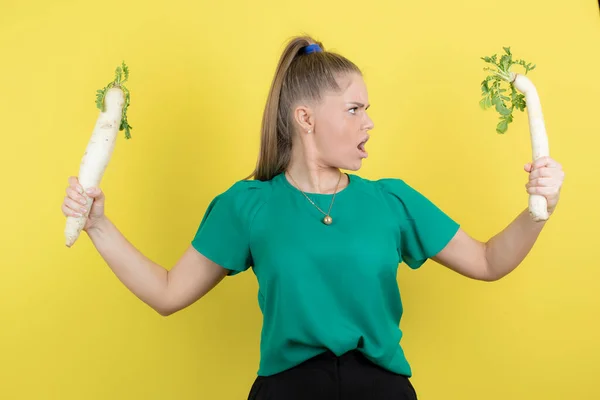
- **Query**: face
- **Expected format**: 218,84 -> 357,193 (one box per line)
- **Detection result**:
294,72 -> 375,171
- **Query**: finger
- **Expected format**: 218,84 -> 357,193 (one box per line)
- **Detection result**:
524,163 -> 532,172
532,156 -> 549,169
66,187 -> 88,205
529,167 -> 555,180
63,206 -> 82,218
62,201 -> 84,217
64,195 -> 89,215
527,185 -> 560,196
68,176 -> 83,194
68,176 -> 80,186
85,187 -> 102,198
533,156 -> 560,170
62,203 -> 77,217
525,177 -> 555,188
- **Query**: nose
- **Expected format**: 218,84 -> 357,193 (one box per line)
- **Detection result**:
364,113 -> 374,131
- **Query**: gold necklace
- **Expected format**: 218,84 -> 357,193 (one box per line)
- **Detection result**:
286,170 -> 343,225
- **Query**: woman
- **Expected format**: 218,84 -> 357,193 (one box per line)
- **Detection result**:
61,35 -> 565,399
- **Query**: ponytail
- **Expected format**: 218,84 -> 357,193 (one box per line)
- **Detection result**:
246,35 -> 361,181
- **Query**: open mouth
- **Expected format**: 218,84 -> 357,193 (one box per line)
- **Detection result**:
357,136 -> 369,157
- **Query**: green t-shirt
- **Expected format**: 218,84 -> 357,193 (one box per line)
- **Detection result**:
191,172 -> 460,377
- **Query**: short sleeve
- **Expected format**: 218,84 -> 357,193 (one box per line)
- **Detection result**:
191,181 -> 265,276
378,178 -> 460,270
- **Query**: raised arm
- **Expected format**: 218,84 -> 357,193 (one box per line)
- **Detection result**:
86,217 -> 228,316
432,156 -> 564,281
63,174 -> 265,315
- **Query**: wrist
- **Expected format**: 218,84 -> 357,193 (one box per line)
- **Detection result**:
86,216 -> 110,235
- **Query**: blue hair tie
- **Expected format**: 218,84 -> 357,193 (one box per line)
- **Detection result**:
303,44 -> 322,54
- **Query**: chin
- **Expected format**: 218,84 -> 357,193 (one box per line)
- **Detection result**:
340,160 -> 363,172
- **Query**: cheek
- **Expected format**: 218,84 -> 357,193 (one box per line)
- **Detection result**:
315,116 -> 353,155
315,120 -> 338,143
324,128 -> 350,153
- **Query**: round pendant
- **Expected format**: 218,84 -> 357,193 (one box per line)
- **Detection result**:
323,215 -> 333,225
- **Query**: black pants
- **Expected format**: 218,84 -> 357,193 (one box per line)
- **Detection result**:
248,349 -> 418,399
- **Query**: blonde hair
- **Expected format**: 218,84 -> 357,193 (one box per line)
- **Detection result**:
245,35 -> 362,181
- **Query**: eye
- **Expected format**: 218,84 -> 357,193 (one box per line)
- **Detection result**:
348,107 -> 358,115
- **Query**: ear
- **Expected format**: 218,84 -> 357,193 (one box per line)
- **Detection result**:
293,104 -> 314,134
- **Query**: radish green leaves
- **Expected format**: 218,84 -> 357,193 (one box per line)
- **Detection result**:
95,61 -> 132,139
480,47 -> 536,134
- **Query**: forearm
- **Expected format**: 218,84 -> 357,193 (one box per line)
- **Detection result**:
87,216 -> 169,313
485,207 -> 547,280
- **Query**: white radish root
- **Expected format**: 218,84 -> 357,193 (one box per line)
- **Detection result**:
511,73 -> 550,221
65,62 -> 132,247
65,88 -> 124,247
479,48 -> 550,221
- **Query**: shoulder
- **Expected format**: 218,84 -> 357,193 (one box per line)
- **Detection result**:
209,177 -> 272,220
351,174 -> 442,216
350,174 -> 416,199
375,177 -> 424,203
221,178 -> 272,197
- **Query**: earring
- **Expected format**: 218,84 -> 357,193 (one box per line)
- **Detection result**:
308,129 -> 312,134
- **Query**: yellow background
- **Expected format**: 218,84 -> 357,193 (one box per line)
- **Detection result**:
1,0 -> 599,399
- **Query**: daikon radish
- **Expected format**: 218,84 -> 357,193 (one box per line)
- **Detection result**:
65,61 -> 133,247
479,47 -> 549,221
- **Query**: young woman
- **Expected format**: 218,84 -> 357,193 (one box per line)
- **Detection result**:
61,35 -> 564,399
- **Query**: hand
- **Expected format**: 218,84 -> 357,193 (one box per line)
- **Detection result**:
524,156 -> 565,216
61,176 -> 106,232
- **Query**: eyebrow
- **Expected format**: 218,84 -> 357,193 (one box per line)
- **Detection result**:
348,102 -> 370,110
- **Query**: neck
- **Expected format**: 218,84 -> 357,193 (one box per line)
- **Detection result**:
285,142 -> 348,194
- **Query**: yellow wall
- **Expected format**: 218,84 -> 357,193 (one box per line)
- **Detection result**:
1,0 -> 599,398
